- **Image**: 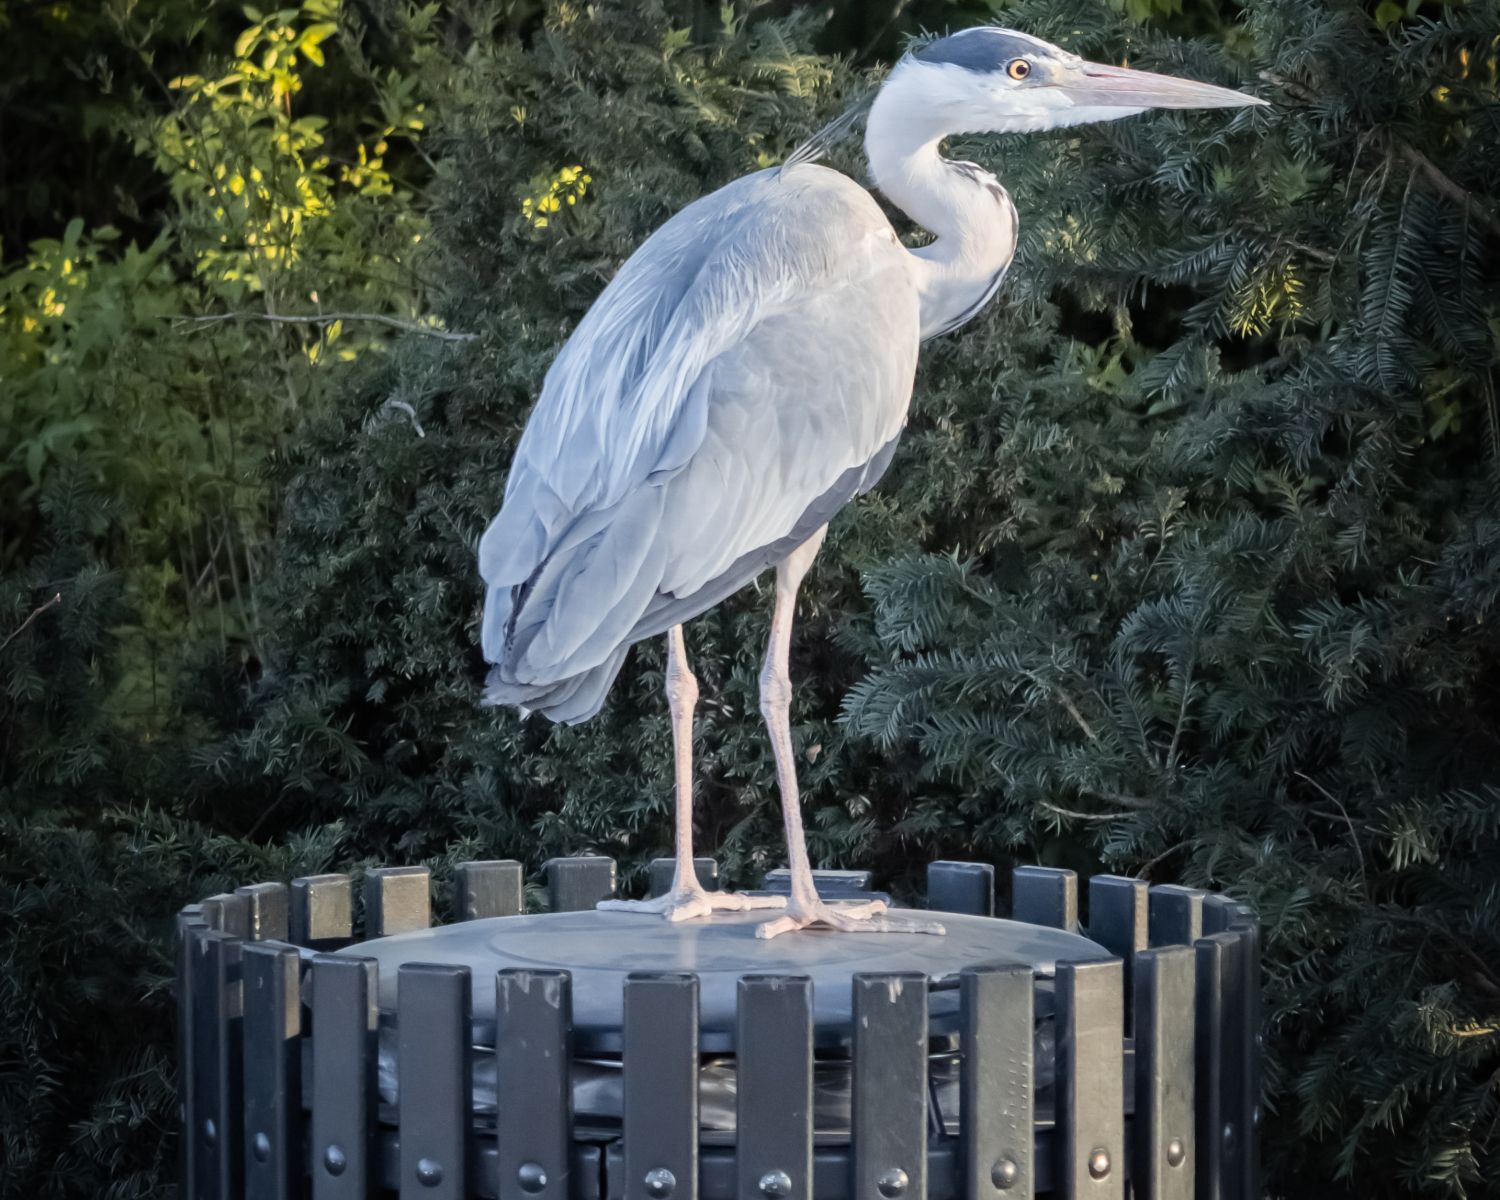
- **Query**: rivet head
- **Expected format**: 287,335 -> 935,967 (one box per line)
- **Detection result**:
253,1132 -> 271,1163
323,1145 -> 347,1176
203,1118 -> 217,1147
991,1157 -> 1019,1189
1166,1138 -> 1187,1168
1223,1123 -> 1237,1154
758,1170 -> 792,1198
518,1161 -> 548,1193
877,1168 -> 909,1197
1088,1148 -> 1111,1180
644,1167 -> 676,1198
417,1158 -> 444,1187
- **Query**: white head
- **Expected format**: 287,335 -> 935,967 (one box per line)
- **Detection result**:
870,26 -> 1267,144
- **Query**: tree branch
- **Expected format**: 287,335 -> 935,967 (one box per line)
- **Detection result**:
1393,141 -> 1500,239
1,593 -> 62,654
168,311 -> 477,343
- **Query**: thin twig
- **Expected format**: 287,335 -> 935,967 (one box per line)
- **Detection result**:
1,593 -> 62,654
1393,141 -> 1500,239
1040,801 -> 1131,823
168,311 -> 476,342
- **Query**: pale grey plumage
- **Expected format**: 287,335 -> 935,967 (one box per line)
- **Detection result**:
479,164 -> 921,721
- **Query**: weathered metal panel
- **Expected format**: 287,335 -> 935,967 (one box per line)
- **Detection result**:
290,874 -> 353,949
1056,959 -> 1124,1198
457,860 -> 525,920
190,927 -> 243,1200
310,955 -> 378,1200
960,964 -> 1034,1198
927,861 -> 996,917
1133,947 -> 1196,1200
177,907 -> 206,1197
241,943 -> 300,1200
397,963 -> 472,1199
737,975 -> 814,1200
1148,885 -> 1205,949
235,882 -> 290,943
852,973 -> 929,1200
545,857 -> 618,912
624,973 -> 699,1200
495,970 -> 574,1200
364,867 -> 432,938
1011,866 -> 1078,931
648,858 -> 719,897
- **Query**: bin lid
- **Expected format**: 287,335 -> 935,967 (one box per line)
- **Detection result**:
336,908 -> 1111,1053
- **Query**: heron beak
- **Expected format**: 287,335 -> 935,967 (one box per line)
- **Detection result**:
1057,60 -> 1269,111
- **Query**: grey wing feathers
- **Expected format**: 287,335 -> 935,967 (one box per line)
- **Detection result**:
479,164 -> 920,722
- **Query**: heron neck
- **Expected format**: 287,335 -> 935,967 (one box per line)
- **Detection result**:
864,90 -> 1018,338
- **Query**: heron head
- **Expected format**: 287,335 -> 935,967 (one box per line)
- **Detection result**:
902,27 -> 1267,134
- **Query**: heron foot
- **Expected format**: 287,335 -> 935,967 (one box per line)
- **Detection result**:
596,887 -> 787,923
754,897 -> 946,939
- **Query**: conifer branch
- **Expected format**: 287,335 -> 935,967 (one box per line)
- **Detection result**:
1392,142 -> 1500,240
0,593 -> 62,654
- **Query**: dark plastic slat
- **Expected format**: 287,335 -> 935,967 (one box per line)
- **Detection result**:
242,943 -> 300,1200
1088,876 -> 1148,1029
852,973 -> 928,1200
1148,885 -> 1204,948
648,857 -> 718,897
624,974 -> 699,1200
190,927 -> 242,1200
737,976 -> 814,1200
311,955 -> 378,1200
927,861 -> 996,916
202,891 -> 252,939
1239,922 -> 1262,1198
1056,959 -> 1125,1198
176,907 -> 206,1198
762,869 -> 873,899
1134,947 -> 1196,1200
1011,866 -> 1077,931
290,874 -> 353,949
496,970 -> 574,1200
365,867 -> 431,938
1194,934 -> 1236,1200
398,964 -> 471,1199
457,860 -> 525,920
235,882 -> 289,942
1209,932 -> 1248,1200
545,857 -> 618,912
960,964 -> 1034,1198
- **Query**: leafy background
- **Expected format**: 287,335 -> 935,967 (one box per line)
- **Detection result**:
2,0 -> 1497,1196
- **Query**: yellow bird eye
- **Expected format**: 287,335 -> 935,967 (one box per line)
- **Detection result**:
1007,58 -> 1032,81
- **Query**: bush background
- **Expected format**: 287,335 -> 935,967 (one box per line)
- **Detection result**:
2,1 -> 1497,1196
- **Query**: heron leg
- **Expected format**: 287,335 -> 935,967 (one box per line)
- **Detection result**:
753,530 -> 944,940
598,624 -> 785,922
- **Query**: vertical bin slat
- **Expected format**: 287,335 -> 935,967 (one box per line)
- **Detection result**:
191,927 -> 243,1200
177,907 -> 206,1198
1149,885 -> 1205,948
1134,947 -> 1196,1200
310,955 -> 378,1200
398,964 -> 471,1200
960,964 -> 1033,1198
1213,932 -> 1248,1200
737,976 -> 814,1200
1193,935 -> 1231,1200
1012,866 -> 1078,931
242,943 -> 300,1200
928,861 -> 996,916
1056,959 -> 1124,1198
291,874 -> 353,949
495,970 -> 573,1200
1088,876 -> 1147,1027
457,860 -> 525,920
235,882 -> 289,943
1238,922 -> 1262,1199
202,892 -> 252,940
624,973 -> 699,1200
365,867 -> 431,938
853,973 -> 929,1200
545,857 -> 618,912
648,857 -> 718,897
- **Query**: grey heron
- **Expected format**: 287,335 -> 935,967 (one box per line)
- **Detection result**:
479,27 -> 1265,937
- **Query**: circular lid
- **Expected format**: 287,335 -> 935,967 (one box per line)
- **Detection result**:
338,908 -> 1109,1052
